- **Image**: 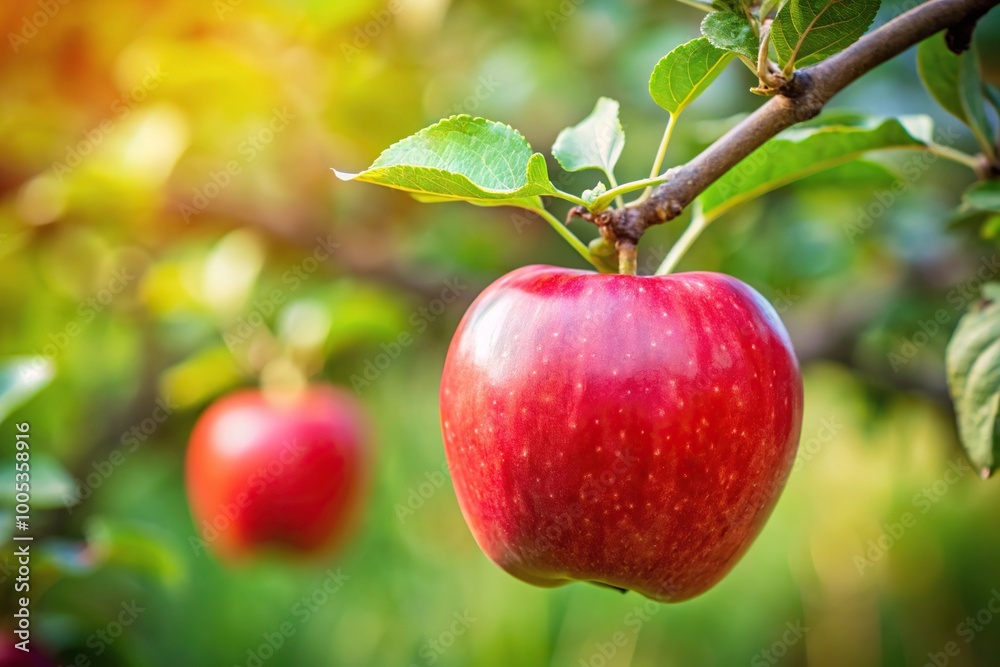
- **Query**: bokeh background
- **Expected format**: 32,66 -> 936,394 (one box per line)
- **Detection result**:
2,0 -> 1000,665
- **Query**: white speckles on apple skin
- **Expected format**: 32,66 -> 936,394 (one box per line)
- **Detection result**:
440,265 -> 803,603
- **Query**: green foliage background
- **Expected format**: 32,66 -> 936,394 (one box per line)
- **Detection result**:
2,0 -> 1000,665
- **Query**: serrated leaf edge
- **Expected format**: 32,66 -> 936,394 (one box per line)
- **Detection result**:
334,115 -> 554,197
649,37 -> 733,115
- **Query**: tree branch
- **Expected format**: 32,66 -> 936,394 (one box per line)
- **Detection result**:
597,0 -> 999,247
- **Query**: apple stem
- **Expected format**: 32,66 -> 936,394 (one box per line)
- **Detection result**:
261,357 -> 308,405
618,241 -> 638,275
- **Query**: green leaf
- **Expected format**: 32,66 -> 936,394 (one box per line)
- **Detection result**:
713,0 -> 749,12
959,43 -> 997,158
699,115 -> 931,220
334,115 -> 557,206
552,97 -> 626,182
411,193 -> 545,211
946,283 -> 1000,479
675,0 -> 716,11
917,33 -> 968,125
948,207 -> 993,233
771,0 -> 880,71
981,215 -> 1000,240
649,37 -> 734,115
677,0 -> 749,11
796,158 -> 899,190
160,345 -> 242,410
0,357 -> 54,425
986,84 -> 1000,115
87,518 -> 186,586
759,0 -> 788,17
964,181 -> 1000,214
702,11 -> 759,61
918,37 -> 995,159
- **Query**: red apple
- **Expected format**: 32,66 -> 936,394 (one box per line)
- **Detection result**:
186,385 -> 369,561
440,265 -> 802,602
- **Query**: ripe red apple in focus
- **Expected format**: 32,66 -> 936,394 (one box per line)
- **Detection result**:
186,385 -> 369,561
440,266 -> 802,602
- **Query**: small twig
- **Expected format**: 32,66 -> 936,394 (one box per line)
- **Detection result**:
601,0 -> 1000,250
754,20 -> 783,93
635,113 -> 679,205
946,3 -> 992,50
927,142 -> 985,172
607,173 -> 626,209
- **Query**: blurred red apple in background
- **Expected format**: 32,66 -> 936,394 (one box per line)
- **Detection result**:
0,634 -> 53,667
440,266 -> 802,602
186,385 -> 369,561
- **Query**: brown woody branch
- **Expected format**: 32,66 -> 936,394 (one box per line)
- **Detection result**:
583,0 -> 1000,250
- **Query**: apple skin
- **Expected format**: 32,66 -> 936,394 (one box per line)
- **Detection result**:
185,385 -> 369,562
440,265 -> 802,602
